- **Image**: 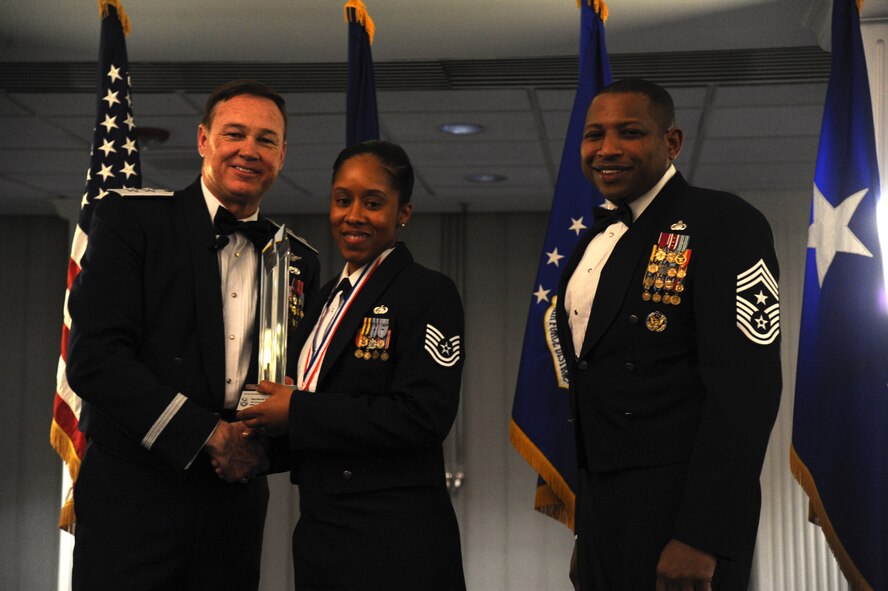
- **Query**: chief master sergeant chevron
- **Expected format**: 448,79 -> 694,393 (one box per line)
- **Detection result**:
66,80 -> 319,591
559,78 -> 781,591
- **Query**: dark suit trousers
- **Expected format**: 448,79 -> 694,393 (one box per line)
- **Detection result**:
575,466 -> 756,591
72,441 -> 269,591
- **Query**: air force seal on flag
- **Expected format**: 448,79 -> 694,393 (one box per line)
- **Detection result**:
425,324 -> 461,367
736,259 -> 780,345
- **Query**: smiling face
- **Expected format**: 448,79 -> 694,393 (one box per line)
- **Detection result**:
580,92 -> 682,204
330,154 -> 413,273
197,94 -> 286,217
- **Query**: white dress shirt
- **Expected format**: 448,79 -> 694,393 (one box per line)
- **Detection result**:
296,247 -> 395,393
565,165 -> 676,354
201,179 -> 259,408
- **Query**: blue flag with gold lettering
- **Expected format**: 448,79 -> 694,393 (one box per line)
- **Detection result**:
510,0 -> 611,529
791,1 -> 887,589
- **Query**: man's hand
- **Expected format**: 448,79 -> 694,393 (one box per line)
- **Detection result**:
656,538 -> 717,591
237,380 -> 294,437
205,420 -> 269,483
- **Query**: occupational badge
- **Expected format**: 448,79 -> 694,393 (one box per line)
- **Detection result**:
736,259 -> 780,345
670,220 -> 688,231
424,324 -> 461,367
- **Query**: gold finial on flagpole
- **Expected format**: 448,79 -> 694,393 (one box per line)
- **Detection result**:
98,0 -> 132,35
344,0 -> 376,44
577,0 -> 608,23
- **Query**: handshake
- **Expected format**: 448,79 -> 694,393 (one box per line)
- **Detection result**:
204,380 -> 296,482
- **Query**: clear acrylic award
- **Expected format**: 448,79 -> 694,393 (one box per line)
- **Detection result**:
238,225 -> 290,410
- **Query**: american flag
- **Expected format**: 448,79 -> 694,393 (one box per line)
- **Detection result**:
50,0 -> 141,533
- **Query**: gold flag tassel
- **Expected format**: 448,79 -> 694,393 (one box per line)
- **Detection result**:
790,445 -> 873,591
344,0 -> 376,44
577,0 -> 608,23
98,0 -> 132,36
50,419 -> 81,532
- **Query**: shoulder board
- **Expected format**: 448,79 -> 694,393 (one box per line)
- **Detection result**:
112,188 -> 174,198
286,229 -> 319,254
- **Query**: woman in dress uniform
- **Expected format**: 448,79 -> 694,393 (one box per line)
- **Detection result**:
239,140 -> 466,591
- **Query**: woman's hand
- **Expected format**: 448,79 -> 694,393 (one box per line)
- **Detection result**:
237,380 -> 295,437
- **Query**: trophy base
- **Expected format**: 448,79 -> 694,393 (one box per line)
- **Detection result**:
237,388 -> 271,410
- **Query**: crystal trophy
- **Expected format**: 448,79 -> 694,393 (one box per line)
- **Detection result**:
238,225 -> 290,410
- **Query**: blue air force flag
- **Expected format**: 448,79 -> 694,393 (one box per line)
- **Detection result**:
790,1 -> 888,590
509,0 -> 611,529
345,0 -> 379,146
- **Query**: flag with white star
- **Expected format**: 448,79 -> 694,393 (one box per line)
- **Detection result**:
509,0 -> 611,529
791,1 -> 887,589
50,0 -> 141,533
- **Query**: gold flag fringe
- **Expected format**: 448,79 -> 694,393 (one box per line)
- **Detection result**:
577,0 -> 608,23
50,419 -> 81,533
789,444 -> 873,591
344,0 -> 376,45
98,0 -> 132,35
510,419 -> 575,530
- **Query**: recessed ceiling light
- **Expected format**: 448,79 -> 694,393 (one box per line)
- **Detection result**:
438,123 -> 485,135
465,173 -> 506,183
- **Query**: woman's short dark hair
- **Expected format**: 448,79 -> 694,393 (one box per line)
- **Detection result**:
332,140 -> 415,206
201,80 -> 288,137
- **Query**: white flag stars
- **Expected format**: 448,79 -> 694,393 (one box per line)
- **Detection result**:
122,138 -> 138,155
98,139 -> 116,157
107,64 -> 122,83
546,248 -> 565,267
100,114 -> 118,133
97,164 -> 114,181
569,217 -> 588,236
84,56 -> 140,210
807,183 -> 873,287
120,161 -> 137,179
534,285 -> 551,303
102,89 -> 120,107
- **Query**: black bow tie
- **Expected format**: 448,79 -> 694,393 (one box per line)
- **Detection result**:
592,202 -> 633,231
213,207 -> 272,251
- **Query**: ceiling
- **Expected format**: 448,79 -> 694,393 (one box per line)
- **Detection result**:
2,0 -> 887,216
